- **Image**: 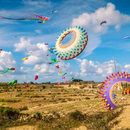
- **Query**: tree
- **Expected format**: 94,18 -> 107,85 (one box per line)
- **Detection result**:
30,82 -> 34,84
72,79 -> 83,82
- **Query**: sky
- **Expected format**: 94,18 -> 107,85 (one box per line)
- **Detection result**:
0,0 -> 130,83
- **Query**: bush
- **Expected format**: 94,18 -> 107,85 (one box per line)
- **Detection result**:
94,96 -> 99,98
69,110 -> 85,121
36,112 -> 42,119
0,106 -> 19,119
85,97 -> 90,100
19,106 -> 28,111
30,82 -> 34,84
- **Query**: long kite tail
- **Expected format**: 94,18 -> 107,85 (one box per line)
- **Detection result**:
0,68 -> 10,74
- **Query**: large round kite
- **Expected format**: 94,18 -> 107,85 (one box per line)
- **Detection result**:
54,26 -> 88,60
100,72 -> 130,111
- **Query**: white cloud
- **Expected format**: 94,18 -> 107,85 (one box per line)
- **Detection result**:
22,0 -> 52,8
14,37 -> 32,52
71,3 -> 130,33
0,50 -> 28,82
75,58 -> 123,78
96,68 -> 103,74
35,30 -> 42,34
82,33 -> 101,57
14,37 -> 51,65
124,64 -> 130,69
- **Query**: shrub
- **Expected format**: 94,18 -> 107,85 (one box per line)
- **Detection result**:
69,110 -> 85,121
19,106 -> 28,111
85,97 -> 90,100
0,106 -> 19,119
36,112 -> 42,118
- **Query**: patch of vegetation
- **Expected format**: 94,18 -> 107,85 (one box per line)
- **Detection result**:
0,99 -> 20,103
67,98 -> 73,101
85,97 -> 90,100
36,112 -> 42,119
94,95 -> 100,98
19,106 -> 28,111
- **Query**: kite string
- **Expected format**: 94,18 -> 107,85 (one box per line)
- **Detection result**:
113,57 -> 117,73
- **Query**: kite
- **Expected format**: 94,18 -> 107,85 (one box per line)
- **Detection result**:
39,86 -> 45,92
100,72 -> 130,111
45,43 -> 48,45
71,86 -> 73,90
36,20 -> 45,23
55,65 -> 59,68
1,13 -> 50,21
62,73 -> 67,77
48,48 -> 54,53
0,14 -> 50,24
124,36 -> 129,39
59,71 -> 63,74
46,54 -> 49,56
68,84 -> 71,87
38,67 -> 41,70
22,57 -> 28,61
25,84 -> 28,88
65,81 -> 68,83
48,62 -> 53,64
30,51 -> 33,53
100,21 -> 107,25
51,9 -> 60,13
0,68 -> 15,74
58,82 -> 60,86
54,26 -> 88,60
48,58 -> 60,64
0,49 -> 2,53
35,75 -> 38,80
15,36 -> 17,38
8,79 -> 17,86
62,76 -> 65,79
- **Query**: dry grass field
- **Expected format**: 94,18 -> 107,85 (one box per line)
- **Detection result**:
0,82 -> 129,130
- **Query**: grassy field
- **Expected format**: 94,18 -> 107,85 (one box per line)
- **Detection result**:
0,82 -> 129,130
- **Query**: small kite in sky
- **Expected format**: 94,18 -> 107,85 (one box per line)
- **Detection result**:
51,9 -> 60,13
45,43 -> 48,45
62,73 -> 67,77
55,65 -> 59,68
62,76 -> 65,79
36,20 -> 45,23
22,57 -> 28,61
124,36 -> 129,39
59,71 -> 63,74
100,21 -> 107,25
46,54 -> 49,56
58,82 -> 60,86
35,75 -> 38,80
48,58 -> 60,64
0,68 -> 15,74
48,48 -> 54,53
65,81 -> 68,83
38,67 -> 41,70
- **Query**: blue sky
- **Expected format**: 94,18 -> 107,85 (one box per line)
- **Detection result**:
0,0 -> 130,83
